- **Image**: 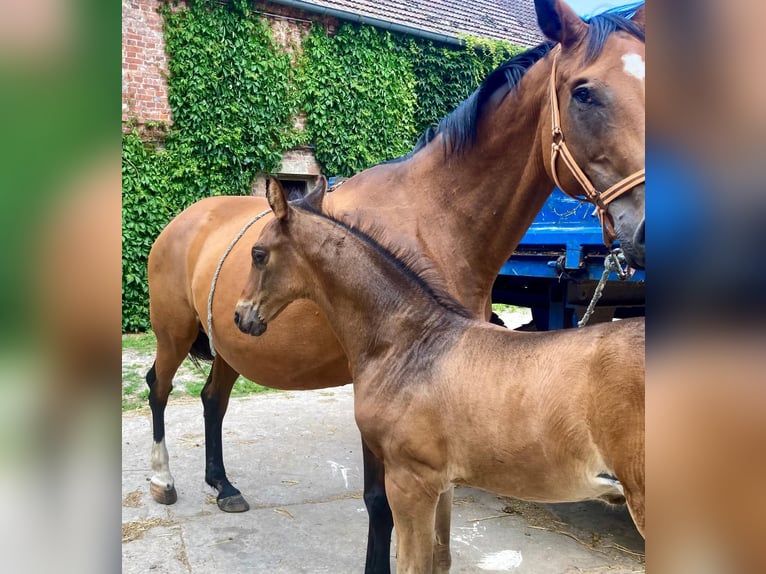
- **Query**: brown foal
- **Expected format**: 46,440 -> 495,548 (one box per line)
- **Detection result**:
236,178 -> 645,573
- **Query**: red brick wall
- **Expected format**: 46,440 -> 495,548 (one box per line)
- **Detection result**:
122,0 -> 340,184
122,0 -> 172,130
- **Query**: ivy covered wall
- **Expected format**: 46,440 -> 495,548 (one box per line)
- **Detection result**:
122,0 -> 522,331
297,24 -> 417,177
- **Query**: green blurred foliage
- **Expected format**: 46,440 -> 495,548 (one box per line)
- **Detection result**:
0,0 -> 118,345
0,2 -> 121,573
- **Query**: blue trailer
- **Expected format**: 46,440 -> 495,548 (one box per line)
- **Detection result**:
491,189 -> 645,330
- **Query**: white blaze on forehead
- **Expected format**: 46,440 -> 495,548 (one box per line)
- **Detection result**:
622,53 -> 645,81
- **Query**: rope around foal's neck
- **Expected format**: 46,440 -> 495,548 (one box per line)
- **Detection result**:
207,209 -> 271,357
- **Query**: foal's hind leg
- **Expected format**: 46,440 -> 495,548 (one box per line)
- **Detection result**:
146,327 -> 197,505
201,355 -> 249,512
362,440 -> 394,574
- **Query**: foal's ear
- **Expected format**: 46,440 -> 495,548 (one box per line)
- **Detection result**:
266,176 -> 289,221
535,0 -> 587,49
630,4 -> 645,31
303,176 -> 328,212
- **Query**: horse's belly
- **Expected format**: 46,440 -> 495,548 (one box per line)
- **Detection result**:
213,300 -> 352,391
452,455 -> 622,504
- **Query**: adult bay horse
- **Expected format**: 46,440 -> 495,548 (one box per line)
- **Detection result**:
145,0 -> 644,570
235,177 -> 645,573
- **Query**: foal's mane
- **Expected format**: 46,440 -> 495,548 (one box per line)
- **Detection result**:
294,202 -> 474,320
390,3 -> 645,160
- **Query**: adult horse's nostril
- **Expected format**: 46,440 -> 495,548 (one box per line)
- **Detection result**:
634,219 -> 645,249
234,310 -> 241,325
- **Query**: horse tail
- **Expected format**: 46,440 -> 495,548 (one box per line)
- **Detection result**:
188,326 -> 214,367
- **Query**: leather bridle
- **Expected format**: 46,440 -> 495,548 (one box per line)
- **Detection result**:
548,45 -> 645,246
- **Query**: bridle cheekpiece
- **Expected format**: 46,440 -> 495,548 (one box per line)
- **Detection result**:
548,45 -> 645,246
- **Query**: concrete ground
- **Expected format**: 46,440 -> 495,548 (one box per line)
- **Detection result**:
122,310 -> 644,573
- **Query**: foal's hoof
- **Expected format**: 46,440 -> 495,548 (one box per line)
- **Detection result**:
217,493 -> 250,513
150,482 -> 178,505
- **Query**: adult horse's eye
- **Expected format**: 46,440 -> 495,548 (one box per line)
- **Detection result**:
252,246 -> 269,267
572,86 -> 597,105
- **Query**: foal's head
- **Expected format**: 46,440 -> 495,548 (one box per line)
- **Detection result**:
234,177 -> 327,337
536,0 -> 645,267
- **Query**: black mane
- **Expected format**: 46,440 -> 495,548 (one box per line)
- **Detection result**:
294,201 -> 474,320
388,3 -> 644,160
584,4 -> 645,63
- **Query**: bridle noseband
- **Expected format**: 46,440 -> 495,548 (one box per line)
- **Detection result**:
548,45 -> 645,247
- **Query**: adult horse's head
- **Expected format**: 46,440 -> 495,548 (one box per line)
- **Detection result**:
234,177 -> 328,337
536,0 -> 645,268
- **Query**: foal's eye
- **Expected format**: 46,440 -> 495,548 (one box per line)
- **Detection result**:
252,246 -> 269,267
572,86 -> 597,105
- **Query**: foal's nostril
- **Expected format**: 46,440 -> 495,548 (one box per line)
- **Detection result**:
234,310 -> 241,325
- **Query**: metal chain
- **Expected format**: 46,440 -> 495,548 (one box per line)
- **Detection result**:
577,249 -> 628,328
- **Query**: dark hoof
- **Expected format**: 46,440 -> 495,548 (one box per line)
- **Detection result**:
150,482 -> 178,505
217,493 -> 250,513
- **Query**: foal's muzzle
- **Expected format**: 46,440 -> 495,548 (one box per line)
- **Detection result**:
234,301 -> 267,336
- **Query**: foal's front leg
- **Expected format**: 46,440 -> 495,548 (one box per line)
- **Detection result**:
385,470 -> 441,574
433,487 -> 453,573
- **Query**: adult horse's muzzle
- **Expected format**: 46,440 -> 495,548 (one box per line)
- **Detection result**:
629,218 -> 645,269
609,192 -> 645,270
234,300 -> 267,336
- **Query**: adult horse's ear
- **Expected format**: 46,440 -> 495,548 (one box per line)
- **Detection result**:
630,4 -> 645,31
266,176 -> 289,221
535,0 -> 587,49
304,176 -> 327,212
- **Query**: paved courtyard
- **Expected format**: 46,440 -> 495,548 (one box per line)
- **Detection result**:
122,385 -> 644,573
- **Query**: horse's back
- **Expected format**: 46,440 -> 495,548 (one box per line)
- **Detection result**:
148,195 -> 271,329
589,317 -> 645,397
151,195 -> 269,257
448,317 -> 644,464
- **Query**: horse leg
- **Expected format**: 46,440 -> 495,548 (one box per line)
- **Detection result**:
385,469 -> 439,574
147,327 -> 197,504
362,440 -> 394,574
201,355 -> 249,512
432,487 -> 453,574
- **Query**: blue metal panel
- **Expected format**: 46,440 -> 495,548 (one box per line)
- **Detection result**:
501,188 -> 645,283
498,256 -> 646,284
494,188 -> 645,329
